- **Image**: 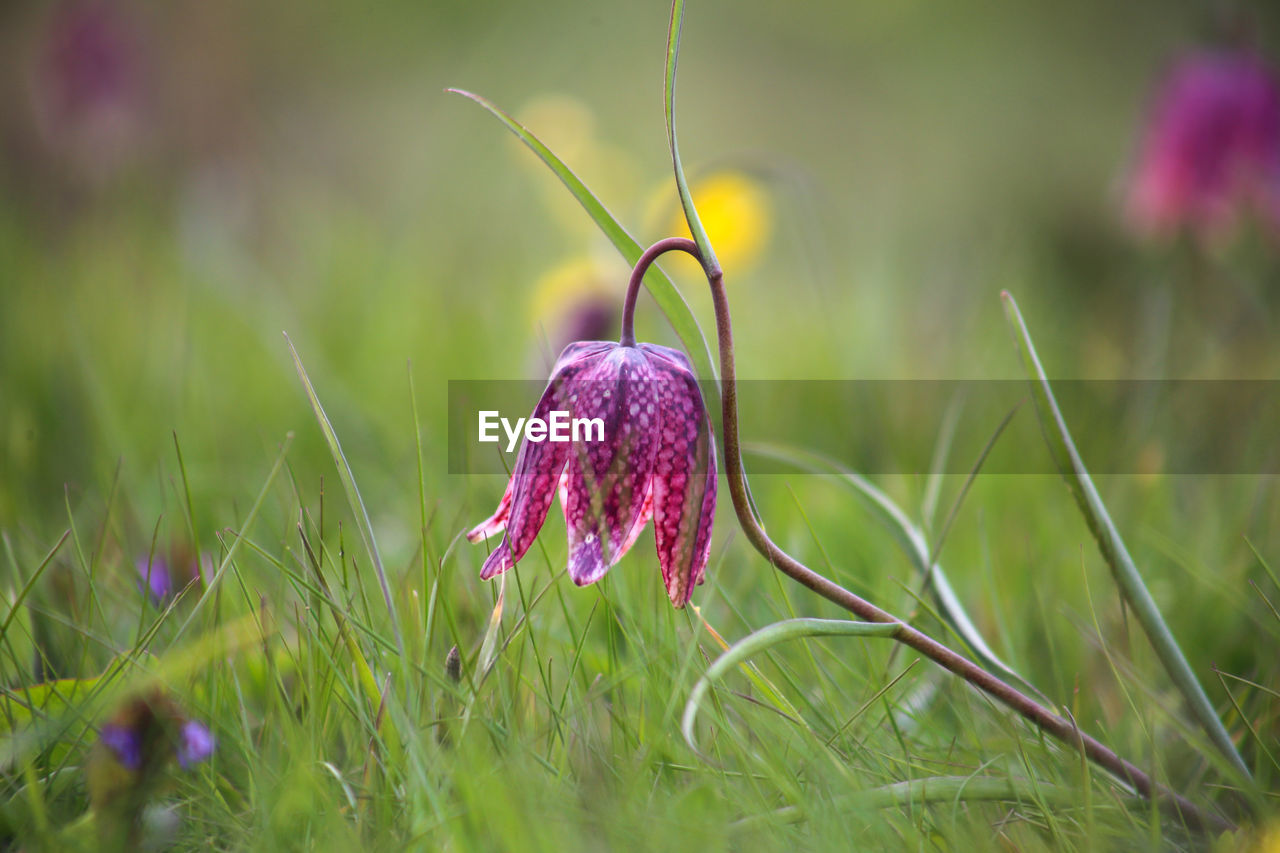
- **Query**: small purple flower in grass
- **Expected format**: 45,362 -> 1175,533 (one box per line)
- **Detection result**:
135,550 -> 204,606
137,557 -> 172,605
99,723 -> 143,771
177,720 -> 216,769
89,691 -> 215,838
96,693 -> 214,773
469,339 -> 717,607
1127,50 -> 1280,238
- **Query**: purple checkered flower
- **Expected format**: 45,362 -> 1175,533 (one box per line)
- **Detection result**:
1127,50 -> 1280,237
469,340 -> 717,607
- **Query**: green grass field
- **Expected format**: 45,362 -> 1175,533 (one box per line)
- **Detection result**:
2,1 -> 1279,850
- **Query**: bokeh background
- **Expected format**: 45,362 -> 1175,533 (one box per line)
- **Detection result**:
3,0 -> 1278,523
2,1 -> 1280,846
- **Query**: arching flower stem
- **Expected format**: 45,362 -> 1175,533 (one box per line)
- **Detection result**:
622,237 -> 1231,833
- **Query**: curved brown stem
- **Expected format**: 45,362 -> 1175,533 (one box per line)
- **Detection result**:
626,238 -> 1232,834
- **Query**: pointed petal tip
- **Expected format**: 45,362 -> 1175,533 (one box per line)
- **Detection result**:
478,543 -> 514,580
466,519 -> 505,544
468,480 -> 514,543
567,536 -> 611,587
667,586 -> 692,609
648,355 -> 718,613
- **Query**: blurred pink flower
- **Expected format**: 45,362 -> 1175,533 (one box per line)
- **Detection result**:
135,550 -> 204,606
28,0 -> 147,179
1127,50 -> 1280,238
42,1 -> 138,128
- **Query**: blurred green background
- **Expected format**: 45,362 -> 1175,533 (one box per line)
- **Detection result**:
2,2 -> 1280,845
3,0 -> 1278,524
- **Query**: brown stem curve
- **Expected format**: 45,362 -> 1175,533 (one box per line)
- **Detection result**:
625,237 -> 1232,834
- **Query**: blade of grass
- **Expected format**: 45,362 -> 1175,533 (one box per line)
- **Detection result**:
172,433 -> 293,645
297,522 -> 401,759
730,775 -> 1090,829
691,604 -> 803,726
460,571 -> 507,738
665,0 -> 719,277
286,333 -> 404,657
445,87 -> 717,397
1213,667 -> 1277,775
662,0 -> 766,526
0,531 -> 69,650
172,431 -> 203,570
1001,291 -> 1251,784
744,442 -> 1039,699
407,362 -> 435,654
682,617 -> 899,754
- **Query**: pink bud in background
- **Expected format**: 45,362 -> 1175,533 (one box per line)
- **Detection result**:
1127,50 -> 1280,239
31,0 -> 146,176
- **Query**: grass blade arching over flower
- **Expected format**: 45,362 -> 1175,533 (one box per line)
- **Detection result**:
446,87 -> 719,398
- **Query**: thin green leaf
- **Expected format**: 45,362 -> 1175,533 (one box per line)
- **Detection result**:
0,676 -> 98,735
1001,290 -> 1251,783
174,433 -> 293,645
665,0 -> 719,276
730,774 -> 1088,829
0,530 -> 68,650
286,334 -> 404,656
682,617 -> 899,754
296,522 -> 400,759
461,572 -> 507,738
693,608 -> 804,726
744,442 -> 1041,699
446,87 -> 718,395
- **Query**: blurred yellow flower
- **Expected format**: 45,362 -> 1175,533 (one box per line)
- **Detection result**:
648,170 -> 773,274
1255,823 -> 1280,853
1217,822 -> 1280,853
512,94 -> 639,240
514,94 -> 597,166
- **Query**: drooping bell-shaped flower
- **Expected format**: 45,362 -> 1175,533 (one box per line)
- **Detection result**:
1127,50 -> 1280,238
468,340 -> 717,607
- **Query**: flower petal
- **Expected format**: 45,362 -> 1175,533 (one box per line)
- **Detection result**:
478,345 -> 607,580
467,479 -> 512,544
642,345 -> 717,607
620,479 -> 654,555
562,346 -> 659,586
